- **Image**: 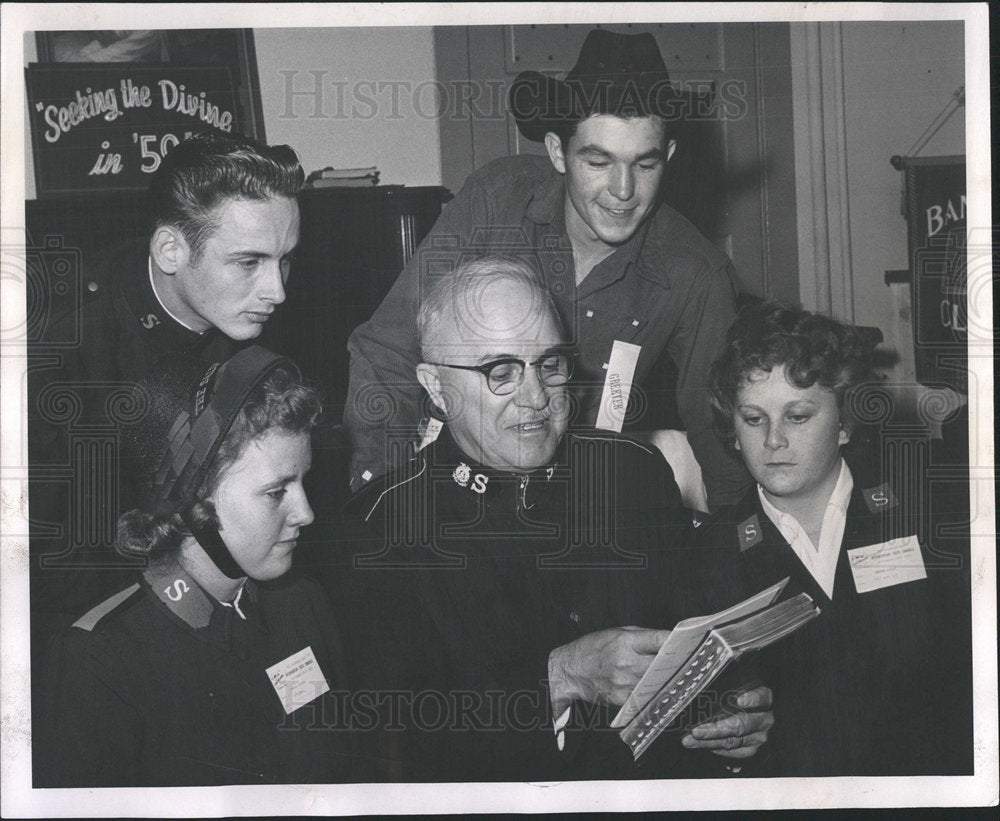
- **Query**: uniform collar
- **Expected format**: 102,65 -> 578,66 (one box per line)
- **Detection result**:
148,256 -> 204,333
118,239 -> 216,351
432,425 -> 567,498
732,453 -> 894,539
143,553 -> 260,644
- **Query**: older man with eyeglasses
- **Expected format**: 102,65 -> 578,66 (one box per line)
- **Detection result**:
320,256 -> 773,783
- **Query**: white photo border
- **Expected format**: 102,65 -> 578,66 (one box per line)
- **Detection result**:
1,2 -> 995,816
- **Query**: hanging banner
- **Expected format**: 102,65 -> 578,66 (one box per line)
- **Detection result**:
901,155 -> 967,394
26,63 -> 241,195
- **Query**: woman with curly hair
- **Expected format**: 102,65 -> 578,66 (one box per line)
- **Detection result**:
681,301 -> 972,777
35,347 -> 356,786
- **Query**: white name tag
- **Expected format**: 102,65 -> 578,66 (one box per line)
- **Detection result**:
847,535 -> 927,594
265,646 -> 330,714
595,340 -> 641,433
417,417 -> 443,451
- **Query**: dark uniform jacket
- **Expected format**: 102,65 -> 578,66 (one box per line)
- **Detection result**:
28,238 -> 239,639
680,457 -> 974,776
344,154 -> 749,509
319,426 -> 713,782
35,557 -> 356,787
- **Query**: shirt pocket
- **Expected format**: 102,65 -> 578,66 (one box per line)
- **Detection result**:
572,304 -> 646,383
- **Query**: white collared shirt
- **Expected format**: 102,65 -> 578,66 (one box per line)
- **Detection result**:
757,459 -> 853,600
217,581 -> 248,620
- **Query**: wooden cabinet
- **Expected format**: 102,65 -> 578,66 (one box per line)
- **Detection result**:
262,185 -> 450,414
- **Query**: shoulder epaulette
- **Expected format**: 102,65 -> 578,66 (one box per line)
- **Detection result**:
349,455 -> 428,523
71,583 -> 142,632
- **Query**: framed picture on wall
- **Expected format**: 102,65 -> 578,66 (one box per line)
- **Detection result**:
33,28 -> 265,142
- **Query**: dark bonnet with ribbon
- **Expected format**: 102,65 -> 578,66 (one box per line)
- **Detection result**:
127,346 -> 300,579
508,28 -> 712,143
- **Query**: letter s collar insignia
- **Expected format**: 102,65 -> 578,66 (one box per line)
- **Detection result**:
164,578 -> 190,602
738,514 -> 763,551
453,462 -> 471,487
862,482 -> 898,513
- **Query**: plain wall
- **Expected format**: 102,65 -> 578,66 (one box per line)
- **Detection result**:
23,34 -> 36,198
840,21 -> 965,363
253,26 -> 442,186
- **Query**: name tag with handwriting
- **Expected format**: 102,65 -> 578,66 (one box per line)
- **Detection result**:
847,535 -> 927,594
266,646 -> 330,714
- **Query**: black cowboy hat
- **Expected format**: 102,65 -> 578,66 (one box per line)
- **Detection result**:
509,29 -> 712,142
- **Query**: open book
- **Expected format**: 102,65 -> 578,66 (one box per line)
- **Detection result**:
613,578 -> 820,761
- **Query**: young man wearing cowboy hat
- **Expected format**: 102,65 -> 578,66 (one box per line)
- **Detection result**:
344,28 -> 749,512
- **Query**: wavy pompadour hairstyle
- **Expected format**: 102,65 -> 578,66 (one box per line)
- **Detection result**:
146,130 -> 304,262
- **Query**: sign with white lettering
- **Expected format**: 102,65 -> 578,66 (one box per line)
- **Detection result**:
900,155 -> 967,393
26,64 -> 241,195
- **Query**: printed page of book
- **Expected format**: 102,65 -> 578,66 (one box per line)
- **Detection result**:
611,577 -> 788,727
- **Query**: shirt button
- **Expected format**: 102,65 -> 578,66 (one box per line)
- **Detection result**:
87,281 -> 99,293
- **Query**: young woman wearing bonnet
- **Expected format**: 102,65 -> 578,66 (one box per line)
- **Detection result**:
35,347 -> 358,786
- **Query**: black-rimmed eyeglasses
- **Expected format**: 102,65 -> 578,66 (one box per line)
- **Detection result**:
426,352 -> 574,396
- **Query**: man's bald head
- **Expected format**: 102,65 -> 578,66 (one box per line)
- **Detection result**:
417,256 -> 565,361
